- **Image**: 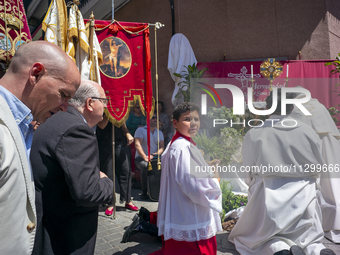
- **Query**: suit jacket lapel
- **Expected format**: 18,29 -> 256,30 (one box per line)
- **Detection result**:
0,96 -> 36,218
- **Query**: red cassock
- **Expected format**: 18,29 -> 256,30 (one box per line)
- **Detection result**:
149,211 -> 217,255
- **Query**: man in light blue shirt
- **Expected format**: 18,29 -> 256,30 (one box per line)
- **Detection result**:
134,114 -> 164,200
0,41 -> 80,255
0,85 -> 34,175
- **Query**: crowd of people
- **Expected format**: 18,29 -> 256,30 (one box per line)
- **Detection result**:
0,40 -> 339,255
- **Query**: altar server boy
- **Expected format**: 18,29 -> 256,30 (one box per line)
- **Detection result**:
154,102 -> 222,255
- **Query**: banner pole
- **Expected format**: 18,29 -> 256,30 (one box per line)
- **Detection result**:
111,0 -> 114,22
112,124 -> 116,219
155,26 -> 161,170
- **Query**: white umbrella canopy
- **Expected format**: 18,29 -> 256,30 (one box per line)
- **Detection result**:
167,33 -> 197,106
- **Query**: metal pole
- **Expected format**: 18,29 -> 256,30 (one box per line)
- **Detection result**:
89,12 -> 96,82
155,26 -> 161,170
112,124 -> 116,219
111,0 -> 114,22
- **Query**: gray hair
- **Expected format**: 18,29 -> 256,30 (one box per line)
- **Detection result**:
68,79 -> 101,111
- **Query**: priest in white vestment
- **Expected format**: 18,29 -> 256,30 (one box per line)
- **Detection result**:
290,94 -> 340,244
229,89 -> 333,255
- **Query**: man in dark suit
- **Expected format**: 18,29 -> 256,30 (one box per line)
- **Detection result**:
31,79 -> 113,255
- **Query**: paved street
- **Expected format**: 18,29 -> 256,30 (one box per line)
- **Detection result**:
94,186 -> 340,255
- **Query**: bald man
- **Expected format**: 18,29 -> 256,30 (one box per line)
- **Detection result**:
30,79 -> 113,255
0,41 -> 80,255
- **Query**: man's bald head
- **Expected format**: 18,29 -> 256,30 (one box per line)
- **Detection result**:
9,41 -> 73,77
0,41 -> 81,123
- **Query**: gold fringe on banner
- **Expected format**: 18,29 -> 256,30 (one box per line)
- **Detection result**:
105,96 -> 155,128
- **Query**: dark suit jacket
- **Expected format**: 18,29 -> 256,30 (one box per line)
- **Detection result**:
31,107 -> 113,255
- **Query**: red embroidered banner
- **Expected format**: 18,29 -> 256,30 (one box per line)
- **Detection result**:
0,0 -> 32,64
88,20 -> 153,128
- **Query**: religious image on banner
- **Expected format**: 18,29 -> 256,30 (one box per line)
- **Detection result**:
87,20 -> 153,128
100,37 -> 131,78
0,0 -> 31,67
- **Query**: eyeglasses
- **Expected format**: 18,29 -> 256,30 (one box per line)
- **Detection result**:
91,97 -> 108,105
152,116 -> 157,120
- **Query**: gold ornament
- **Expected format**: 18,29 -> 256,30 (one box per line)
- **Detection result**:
0,13 -> 23,30
260,58 -> 283,90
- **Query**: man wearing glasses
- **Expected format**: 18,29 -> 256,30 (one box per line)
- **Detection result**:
135,114 -> 165,200
30,79 -> 113,255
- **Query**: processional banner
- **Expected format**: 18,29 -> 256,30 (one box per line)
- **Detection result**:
86,20 -> 153,128
0,0 -> 31,65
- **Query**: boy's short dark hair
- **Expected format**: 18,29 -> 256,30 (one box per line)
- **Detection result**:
172,102 -> 200,121
266,88 -> 294,115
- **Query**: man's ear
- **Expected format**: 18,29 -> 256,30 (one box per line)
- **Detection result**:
86,97 -> 94,112
173,119 -> 178,129
29,63 -> 45,85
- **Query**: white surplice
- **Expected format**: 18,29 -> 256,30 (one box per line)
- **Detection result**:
157,137 -> 222,242
228,116 -> 326,255
290,97 -> 340,243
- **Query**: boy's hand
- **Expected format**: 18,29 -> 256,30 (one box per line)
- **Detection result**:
208,159 -> 221,182
213,171 -> 221,183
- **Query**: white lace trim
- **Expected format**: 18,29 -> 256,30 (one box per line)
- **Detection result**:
158,220 -> 218,242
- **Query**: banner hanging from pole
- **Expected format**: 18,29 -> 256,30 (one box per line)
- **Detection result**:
87,20 -> 154,128
0,0 -> 32,65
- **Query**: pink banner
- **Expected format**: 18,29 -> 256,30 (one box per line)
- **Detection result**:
197,60 -> 340,110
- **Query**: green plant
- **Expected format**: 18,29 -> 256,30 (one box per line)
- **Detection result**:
193,130 -> 223,162
220,181 -> 248,222
325,53 -> 340,76
328,106 -> 340,124
173,63 -> 209,102
193,127 -> 243,167
219,127 -> 243,166
325,55 -> 340,97
206,106 -> 243,135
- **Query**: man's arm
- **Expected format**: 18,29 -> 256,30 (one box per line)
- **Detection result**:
152,131 -> 165,155
56,125 -> 113,206
122,123 -> 134,145
135,136 -> 153,161
152,140 -> 165,155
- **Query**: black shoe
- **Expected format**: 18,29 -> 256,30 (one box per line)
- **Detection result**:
141,193 -> 149,200
320,248 -> 336,255
289,245 -> 306,255
138,206 -> 150,222
274,250 -> 289,255
121,214 -> 140,243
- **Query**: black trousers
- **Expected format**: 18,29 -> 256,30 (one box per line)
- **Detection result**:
104,143 -> 132,204
97,123 -> 132,205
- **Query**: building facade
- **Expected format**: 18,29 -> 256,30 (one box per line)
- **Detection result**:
24,0 -> 340,114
